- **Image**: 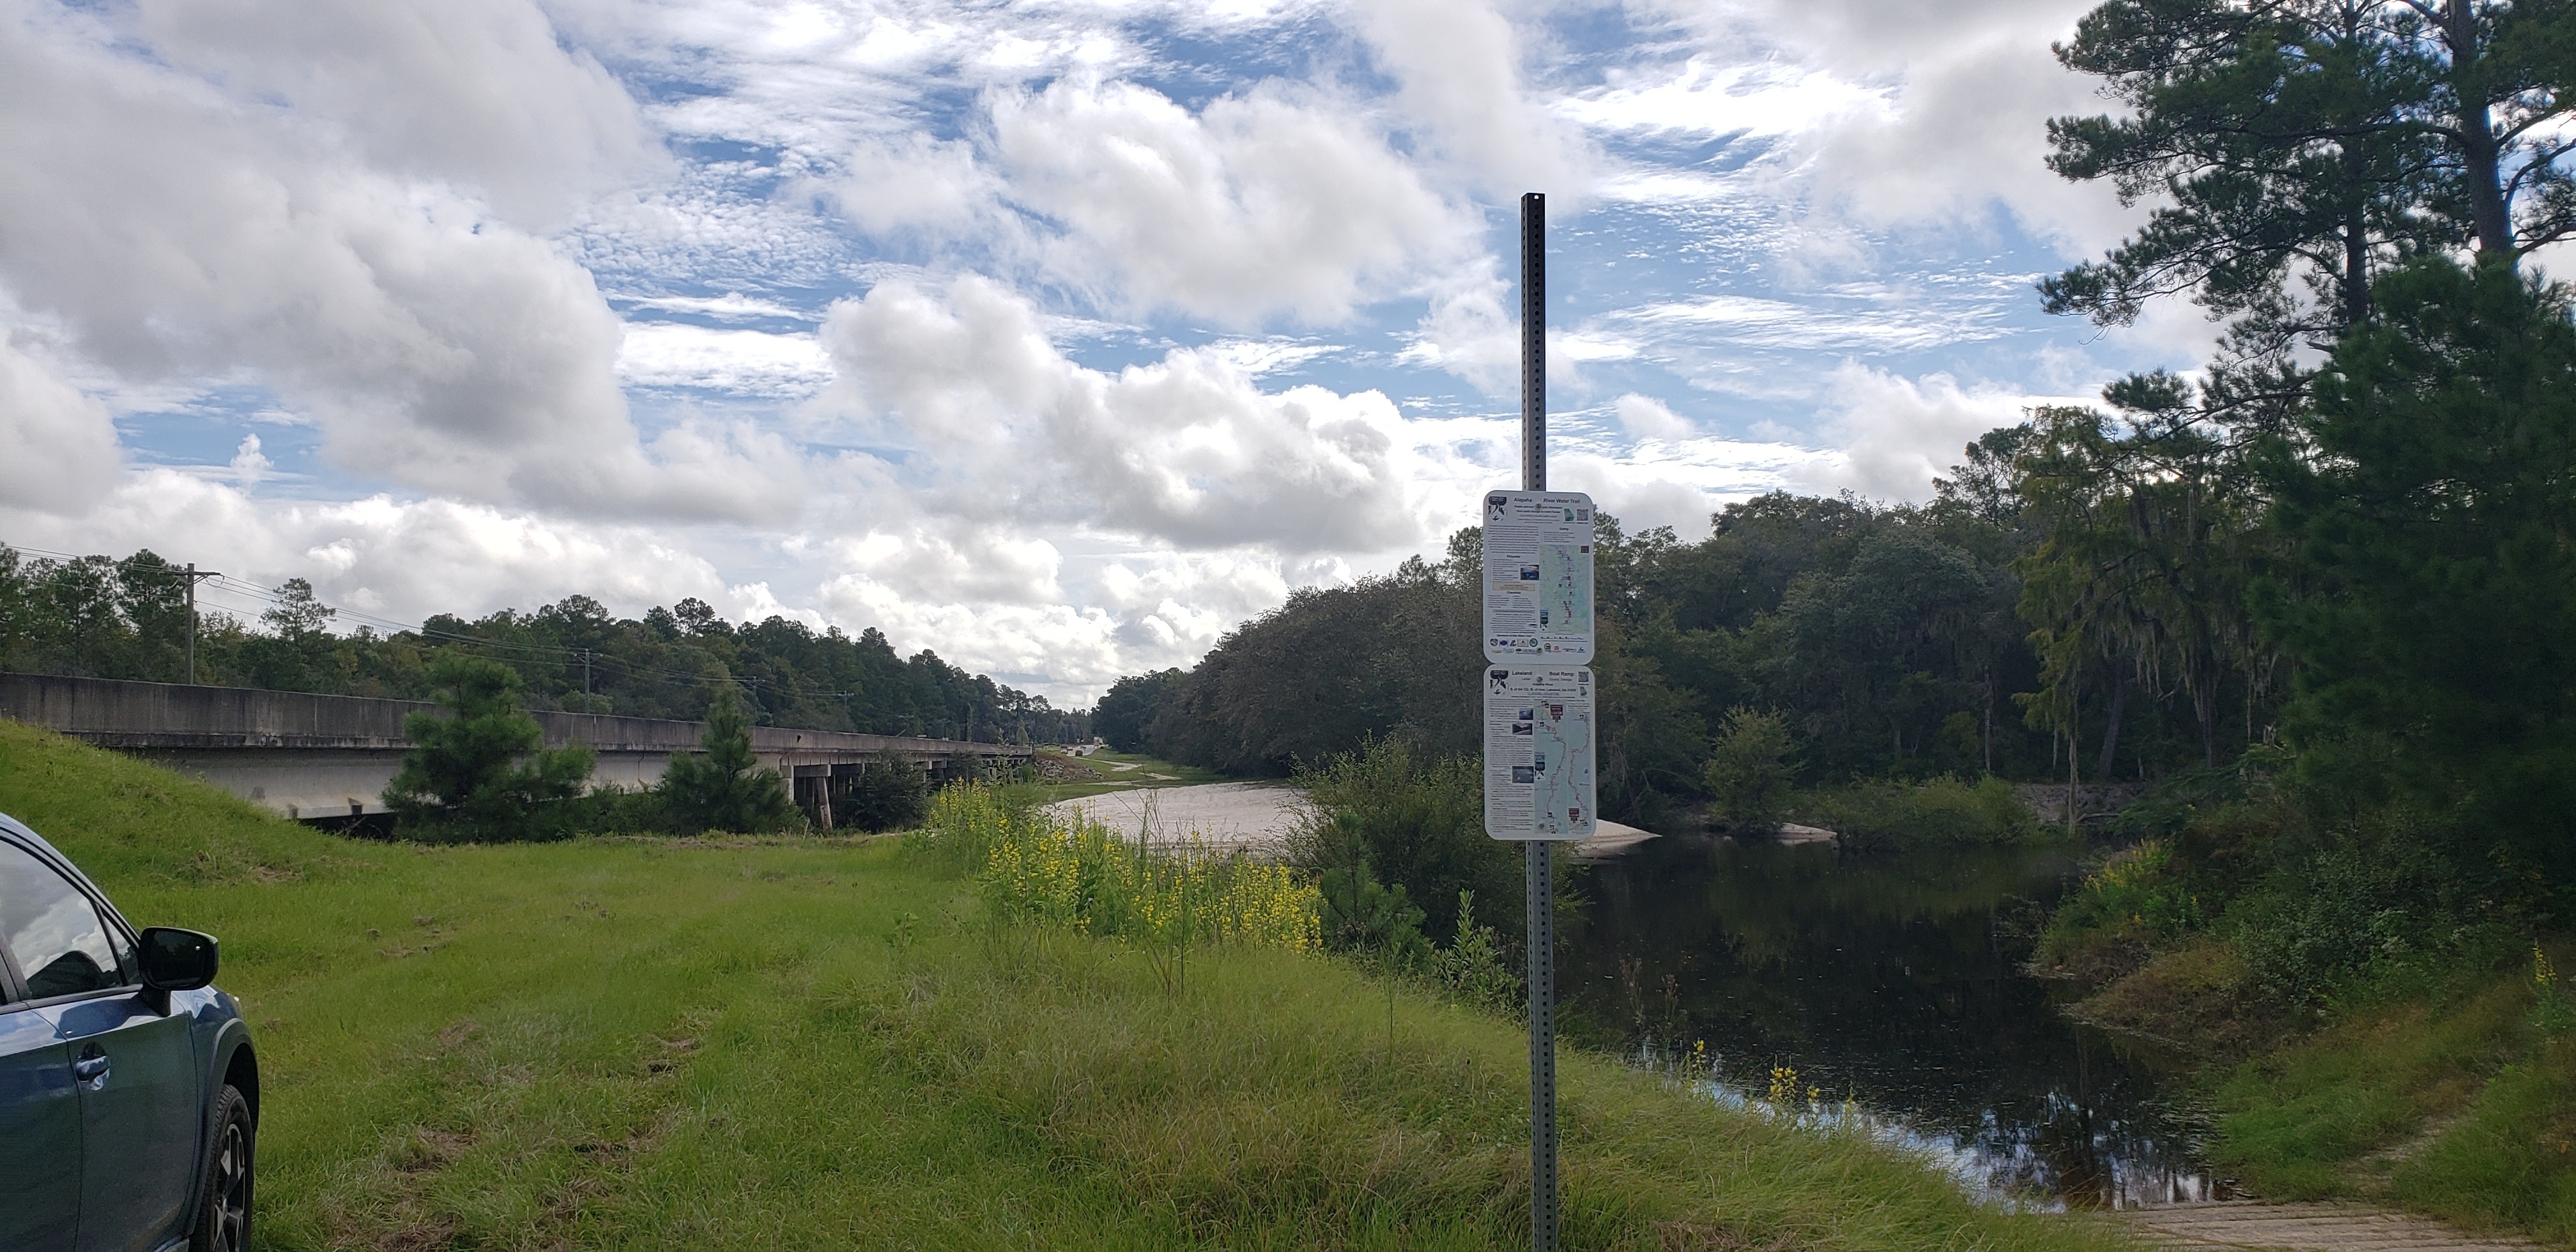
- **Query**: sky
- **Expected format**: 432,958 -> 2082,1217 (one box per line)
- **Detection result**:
0,0 -> 2223,706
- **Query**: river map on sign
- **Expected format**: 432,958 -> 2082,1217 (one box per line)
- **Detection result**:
1531,697 -> 1594,837
1483,666 -> 1597,841
1542,543 -> 1591,638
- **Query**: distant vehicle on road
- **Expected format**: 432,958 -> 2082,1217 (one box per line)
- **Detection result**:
0,812 -> 257,1251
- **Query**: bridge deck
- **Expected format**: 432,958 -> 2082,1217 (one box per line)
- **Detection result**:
1,673 -> 1032,823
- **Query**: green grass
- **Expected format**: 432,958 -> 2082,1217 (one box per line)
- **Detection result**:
0,722 -> 2138,1249
2197,957 -> 2576,1244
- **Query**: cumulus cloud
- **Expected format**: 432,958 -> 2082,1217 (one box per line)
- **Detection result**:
1798,363 -> 2068,501
820,275 -> 1436,552
1631,0 -> 2133,250
1613,393 -> 1696,441
1351,0 -> 1593,199
0,336 -> 121,514
128,0 -> 662,226
0,0 -> 2232,709
825,524 -> 1068,608
227,434 -> 273,490
1400,261 -> 1637,395
832,132 -> 1018,245
0,4 -> 797,523
986,78 -> 1469,324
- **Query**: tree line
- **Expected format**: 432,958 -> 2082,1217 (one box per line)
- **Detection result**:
0,549 -> 1088,745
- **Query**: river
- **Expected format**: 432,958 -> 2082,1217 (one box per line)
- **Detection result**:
1561,835 -> 2230,1211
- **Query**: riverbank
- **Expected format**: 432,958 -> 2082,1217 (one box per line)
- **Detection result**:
2041,855 -> 2576,1246
0,723 -> 2136,1249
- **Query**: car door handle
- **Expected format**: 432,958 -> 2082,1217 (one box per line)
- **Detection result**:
72,1050 -> 109,1087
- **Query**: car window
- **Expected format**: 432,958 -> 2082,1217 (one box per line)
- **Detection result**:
0,840 -> 125,1000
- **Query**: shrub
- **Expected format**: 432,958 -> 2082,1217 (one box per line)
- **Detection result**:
2225,825 -> 2507,1004
841,751 -> 930,832
1318,860 -> 1429,963
1791,775 -> 2034,850
1429,889 -> 1521,1016
905,781 -> 1017,871
1702,707 -> 1798,829
1289,738 -> 1527,945
2041,840 -> 2204,965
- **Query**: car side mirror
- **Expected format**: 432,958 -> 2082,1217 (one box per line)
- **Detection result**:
138,928 -> 219,993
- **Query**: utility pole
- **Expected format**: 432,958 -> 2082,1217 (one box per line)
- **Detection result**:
580,649 -> 594,714
178,563 -> 222,685
1520,189 -> 1560,1252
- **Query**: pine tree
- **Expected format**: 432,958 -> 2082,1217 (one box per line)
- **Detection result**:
2258,256 -> 2576,892
659,688 -> 796,835
384,652 -> 594,841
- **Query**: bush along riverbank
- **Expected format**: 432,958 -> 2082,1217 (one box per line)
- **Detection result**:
0,721 -> 2142,1250
2034,756 -> 2576,1245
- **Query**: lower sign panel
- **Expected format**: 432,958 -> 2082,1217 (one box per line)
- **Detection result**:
1483,666 -> 1597,841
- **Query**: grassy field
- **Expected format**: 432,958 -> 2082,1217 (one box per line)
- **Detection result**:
0,722 -> 2138,1250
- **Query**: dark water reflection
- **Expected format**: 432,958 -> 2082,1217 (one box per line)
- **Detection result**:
1561,837 -> 2230,1210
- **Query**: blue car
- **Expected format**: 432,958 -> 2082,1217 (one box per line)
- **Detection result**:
0,813 -> 257,1251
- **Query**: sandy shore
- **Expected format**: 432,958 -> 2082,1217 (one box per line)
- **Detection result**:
1042,782 -> 1659,859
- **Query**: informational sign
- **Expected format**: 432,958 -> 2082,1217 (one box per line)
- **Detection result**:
1481,491 -> 1596,665
1483,666 -> 1597,841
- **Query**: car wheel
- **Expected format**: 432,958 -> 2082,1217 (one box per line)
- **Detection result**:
187,1085 -> 254,1252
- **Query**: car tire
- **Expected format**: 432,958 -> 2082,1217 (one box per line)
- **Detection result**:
187,1085 -> 254,1252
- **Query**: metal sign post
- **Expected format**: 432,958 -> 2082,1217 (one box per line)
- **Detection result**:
1479,191 -> 1589,1252
1518,190 -> 1560,1252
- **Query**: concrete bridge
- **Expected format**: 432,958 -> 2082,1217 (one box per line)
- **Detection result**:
1,673 -> 1033,829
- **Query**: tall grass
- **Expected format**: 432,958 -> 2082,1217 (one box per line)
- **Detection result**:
921,782 -> 1320,955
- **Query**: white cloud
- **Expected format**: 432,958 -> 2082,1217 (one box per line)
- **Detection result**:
0,4 -> 796,524
0,0 -> 2237,710
227,434 -> 273,490
1613,393 -> 1695,441
128,0 -> 663,227
831,131 -> 1020,246
1351,0 -> 1593,200
1797,363 -> 2077,501
1632,0 -> 2135,250
1616,293 -> 2016,353
1557,56 -> 1891,138
615,323 -> 834,395
1400,261 -> 1631,395
988,78 -> 1469,325
827,524 -> 1066,607
819,275 -> 1438,552
0,336 -> 120,515
615,292 -> 815,322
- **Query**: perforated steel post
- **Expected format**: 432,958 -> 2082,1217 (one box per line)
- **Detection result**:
1519,189 -> 1560,1252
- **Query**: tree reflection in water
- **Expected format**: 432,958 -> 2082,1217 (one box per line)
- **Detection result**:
1561,837 -> 2233,1209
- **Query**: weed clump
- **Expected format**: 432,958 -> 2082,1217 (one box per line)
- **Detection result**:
917,783 -> 1319,958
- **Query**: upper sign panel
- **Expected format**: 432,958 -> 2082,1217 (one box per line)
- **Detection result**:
1480,490 -> 1596,665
